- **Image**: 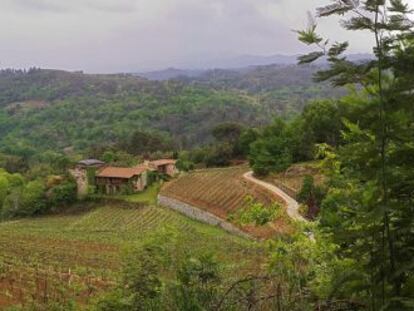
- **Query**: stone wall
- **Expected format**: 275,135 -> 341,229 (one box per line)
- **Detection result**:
69,168 -> 88,198
157,195 -> 254,240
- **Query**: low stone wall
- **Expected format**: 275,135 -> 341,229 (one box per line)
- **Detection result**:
157,195 -> 253,240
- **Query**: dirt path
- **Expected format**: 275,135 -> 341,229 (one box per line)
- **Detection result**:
243,171 -> 307,223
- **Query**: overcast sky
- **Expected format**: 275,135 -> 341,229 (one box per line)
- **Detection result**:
0,0 -> 374,73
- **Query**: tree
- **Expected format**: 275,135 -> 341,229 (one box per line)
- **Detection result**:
301,100 -> 342,147
204,143 -> 233,167
298,0 -> 414,308
212,123 -> 243,144
0,174 -> 9,209
297,175 -> 326,219
48,179 -> 77,207
172,254 -> 221,311
237,128 -> 259,157
249,119 -> 293,176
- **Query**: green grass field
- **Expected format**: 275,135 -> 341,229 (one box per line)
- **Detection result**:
99,182 -> 161,205
0,203 -> 263,309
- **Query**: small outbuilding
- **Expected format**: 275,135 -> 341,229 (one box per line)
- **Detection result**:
149,159 -> 178,177
77,159 -> 105,169
95,165 -> 149,194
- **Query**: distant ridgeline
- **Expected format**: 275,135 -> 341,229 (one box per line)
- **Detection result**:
0,66 -> 343,154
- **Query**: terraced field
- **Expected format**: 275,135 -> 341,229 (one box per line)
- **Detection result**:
0,204 -> 261,309
160,166 -> 294,238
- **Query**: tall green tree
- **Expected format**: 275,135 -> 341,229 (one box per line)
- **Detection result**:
249,118 -> 293,176
298,0 -> 414,309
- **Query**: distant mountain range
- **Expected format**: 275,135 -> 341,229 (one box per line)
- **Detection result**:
137,53 -> 372,80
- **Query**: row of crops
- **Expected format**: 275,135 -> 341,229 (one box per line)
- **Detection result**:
160,166 -> 289,238
0,203 -> 260,308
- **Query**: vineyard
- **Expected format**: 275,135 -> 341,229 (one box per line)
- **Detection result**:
160,166 -> 294,238
0,204 -> 261,309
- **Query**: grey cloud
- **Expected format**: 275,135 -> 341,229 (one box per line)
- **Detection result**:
7,0 -> 138,13
0,0 -> 374,73
10,0 -> 70,13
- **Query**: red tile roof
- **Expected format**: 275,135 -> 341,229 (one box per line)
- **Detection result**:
96,166 -> 148,179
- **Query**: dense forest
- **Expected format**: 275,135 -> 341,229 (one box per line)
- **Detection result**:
0,65 -> 341,157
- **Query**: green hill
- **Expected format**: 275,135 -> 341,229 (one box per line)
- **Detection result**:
0,66 -> 341,155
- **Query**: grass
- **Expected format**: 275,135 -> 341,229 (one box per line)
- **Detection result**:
97,182 -> 161,205
115,182 -> 160,205
0,203 -> 263,309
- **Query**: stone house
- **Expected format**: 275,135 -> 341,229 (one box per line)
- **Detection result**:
70,159 -> 105,198
149,159 -> 178,177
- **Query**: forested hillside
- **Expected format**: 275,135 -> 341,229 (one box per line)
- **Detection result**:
0,65 -> 340,157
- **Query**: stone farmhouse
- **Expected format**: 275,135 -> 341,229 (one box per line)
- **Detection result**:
70,159 -> 105,197
71,158 -> 178,195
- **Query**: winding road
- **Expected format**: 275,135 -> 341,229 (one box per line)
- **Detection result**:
243,171 -> 307,223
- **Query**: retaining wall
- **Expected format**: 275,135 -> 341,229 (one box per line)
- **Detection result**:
157,195 -> 253,240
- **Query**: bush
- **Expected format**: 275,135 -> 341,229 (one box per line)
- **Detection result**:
176,159 -> 194,172
204,144 -> 233,168
48,179 -> 77,207
2,180 -> 46,218
249,119 -> 294,176
235,196 -> 280,226
297,175 -> 326,219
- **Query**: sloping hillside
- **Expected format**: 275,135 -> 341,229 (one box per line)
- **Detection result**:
0,66 -> 342,154
0,203 -> 261,308
0,69 -> 267,152
160,166 -> 294,238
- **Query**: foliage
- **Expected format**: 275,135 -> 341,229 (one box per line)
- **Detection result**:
301,100 -> 343,148
86,167 -> 97,186
235,196 -> 280,226
297,175 -> 326,219
47,179 -> 77,208
0,64 -> 344,166
249,118 -> 294,176
1,180 -> 46,218
0,167 -> 77,219
204,143 -> 234,168
119,130 -> 173,156
175,158 -> 195,172
298,0 -> 414,309
237,128 -> 259,157
212,123 -> 243,144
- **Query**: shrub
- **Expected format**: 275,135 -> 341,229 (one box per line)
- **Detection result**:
297,175 -> 326,219
48,179 -> 77,207
235,196 -> 280,226
176,159 -> 194,172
